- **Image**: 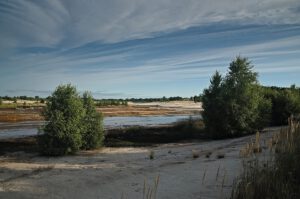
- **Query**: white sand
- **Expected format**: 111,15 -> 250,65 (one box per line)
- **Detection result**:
0,128 -> 279,199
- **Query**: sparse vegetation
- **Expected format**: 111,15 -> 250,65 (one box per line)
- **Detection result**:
192,149 -> 200,158
216,153 -> 225,159
149,150 -> 154,160
143,175 -> 160,199
205,151 -> 212,158
105,118 -> 205,147
231,118 -> 300,199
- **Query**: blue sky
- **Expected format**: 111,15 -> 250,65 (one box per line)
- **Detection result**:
0,0 -> 300,98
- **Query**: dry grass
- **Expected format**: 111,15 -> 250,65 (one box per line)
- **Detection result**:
239,132 -> 262,158
143,175 -> 160,199
149,150 -> 154,160
205,151 -> 212,158
192,149 -> 200,159
231,118 -> 300,199
216,153 -> 225,159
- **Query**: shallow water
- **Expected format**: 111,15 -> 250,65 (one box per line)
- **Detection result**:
0,115 -> 201,139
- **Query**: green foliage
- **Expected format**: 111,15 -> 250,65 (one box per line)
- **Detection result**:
202,57 -> 270,138
38,84 -> 85,155
0,98 -> 2,105
96,99 -> 126,106
81,92 -> 104,149
262,86 -> 300,125
202,71 -> 228,138
38,84 -> 105,155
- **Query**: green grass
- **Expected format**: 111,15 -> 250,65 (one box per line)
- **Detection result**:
0,103 -> 17,108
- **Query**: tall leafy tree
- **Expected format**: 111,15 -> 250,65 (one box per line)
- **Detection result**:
223,57 -> 261,135
202,57 -> 271,138
202,71 -> 228,138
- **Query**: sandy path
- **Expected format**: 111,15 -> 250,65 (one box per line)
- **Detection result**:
0,128 -> 279,199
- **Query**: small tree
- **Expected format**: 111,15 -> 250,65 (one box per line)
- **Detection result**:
202,71 -> 229,138
38,84 -> 85,155
81,92 -> 104,149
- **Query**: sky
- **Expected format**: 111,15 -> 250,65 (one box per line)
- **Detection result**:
0,0 -> 300,99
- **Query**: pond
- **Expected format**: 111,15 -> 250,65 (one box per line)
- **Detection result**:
0,115 -> 201,139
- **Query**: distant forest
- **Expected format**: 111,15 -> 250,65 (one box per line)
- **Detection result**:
0,85 -> 299,106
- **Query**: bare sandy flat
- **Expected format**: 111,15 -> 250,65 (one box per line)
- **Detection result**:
0,127 -> 278,199
0,101 -> 202,122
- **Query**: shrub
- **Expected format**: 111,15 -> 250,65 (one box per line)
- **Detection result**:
261,85 -> 300,126
38,84 -> 85,155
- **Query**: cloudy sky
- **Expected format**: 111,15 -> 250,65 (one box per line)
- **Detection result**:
0,0 -> 300,98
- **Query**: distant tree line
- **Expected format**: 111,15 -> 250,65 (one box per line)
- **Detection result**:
0,95 -> 46,104
94,96 -> 199,107
1,95 -> 201,107
95,99 -> 128,106
0,95 -> 41,101
125,96 -> 189,103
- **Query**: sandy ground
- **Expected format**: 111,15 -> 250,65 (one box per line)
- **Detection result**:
0,127 -> 278,199
98,101 -> 202,117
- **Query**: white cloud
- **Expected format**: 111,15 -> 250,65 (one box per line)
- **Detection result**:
1,0 -> 300,50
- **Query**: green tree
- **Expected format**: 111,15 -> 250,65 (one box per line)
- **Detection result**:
202,71 -> 229,138
0,98 -> 2,105
202,57 -> 271,138
38,84 -> 85,155
270,90 -> 300,125
223,57 -> 263,135
81,92 -> 104,149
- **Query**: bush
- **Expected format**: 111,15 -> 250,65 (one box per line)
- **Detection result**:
263,87 -> 300,125
81,92 -> 104,150
38,84 -> 85,155
38,84 -> 104,155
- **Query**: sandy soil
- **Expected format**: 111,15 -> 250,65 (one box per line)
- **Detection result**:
0,127 -> 278,199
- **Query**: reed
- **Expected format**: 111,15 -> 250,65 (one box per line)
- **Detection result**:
231,117 -> 300,199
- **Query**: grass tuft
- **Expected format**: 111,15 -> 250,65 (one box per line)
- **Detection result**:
149,150 -> 154,160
